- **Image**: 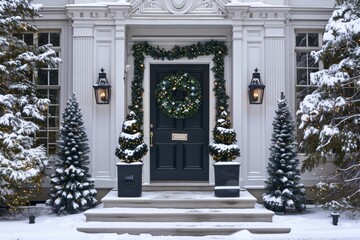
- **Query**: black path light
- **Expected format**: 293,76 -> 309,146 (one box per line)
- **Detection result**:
248,68 -> 265,104
330,211 -> 340,225
93,68 -> 111,104
28,206 -> 36,224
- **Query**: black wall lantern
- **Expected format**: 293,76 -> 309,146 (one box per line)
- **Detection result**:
93,68 -> 111,104
248,68 -> 265,104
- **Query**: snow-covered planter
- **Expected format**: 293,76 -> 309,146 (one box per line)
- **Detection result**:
116,162 -> 143,197
209,111 -> 241,197
115,111 -> 148,197
213,161 -> 240,197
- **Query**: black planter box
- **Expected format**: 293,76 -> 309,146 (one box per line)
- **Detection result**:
214,162 -> 240,197
117,162 -> 143,197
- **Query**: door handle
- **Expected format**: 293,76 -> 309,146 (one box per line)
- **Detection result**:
150,131 -> 153,147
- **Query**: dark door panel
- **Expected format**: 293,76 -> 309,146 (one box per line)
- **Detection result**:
150,64 -> 209,181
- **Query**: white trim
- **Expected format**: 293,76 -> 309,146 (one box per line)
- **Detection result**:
143,56 -> 216,185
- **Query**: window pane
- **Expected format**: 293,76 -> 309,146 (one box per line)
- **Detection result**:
296,52 -> 308,67
308,33 -> 319,47
48,144 -> 57,155
48,106 -> 59,117
39,33 -> 49,46
38,89 -> 48,99
296,33 -> 306,47
49,131 -> 58,143
49,117 -> 60,128
297,69 -> 308,85
49,89 -> 59,104
50,33 -> 60,47
49,70 -> 59,85
24,34 -> 34,45
37,70 -> 48,85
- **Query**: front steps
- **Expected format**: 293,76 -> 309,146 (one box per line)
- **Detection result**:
77,190 -> 291,236
101,190 -> 256,208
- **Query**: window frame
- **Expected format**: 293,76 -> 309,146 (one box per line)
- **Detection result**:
17,31 -> 61,155
294,31 -> 323,147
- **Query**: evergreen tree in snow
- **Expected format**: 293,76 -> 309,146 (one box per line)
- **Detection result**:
115,111 -> 148,163
297,0 -> 360,210
46,94 -> 97,214
0,0 -> 61,213
263,93 -> 306,213
209,111 -> 240,162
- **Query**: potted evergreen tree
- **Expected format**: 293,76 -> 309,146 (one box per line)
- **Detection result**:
115,111 -> 148,197
209,111 -> 241,197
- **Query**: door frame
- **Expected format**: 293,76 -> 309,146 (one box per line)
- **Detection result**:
142,56 -> 216,185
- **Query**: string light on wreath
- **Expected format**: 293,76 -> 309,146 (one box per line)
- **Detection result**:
155,73 -> 202,119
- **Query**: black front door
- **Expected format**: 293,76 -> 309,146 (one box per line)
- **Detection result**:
150,64 -> 209,181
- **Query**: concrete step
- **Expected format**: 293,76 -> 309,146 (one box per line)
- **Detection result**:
77,221 -> 291,236
84,207 -> 274,222
102,190 -> 257,209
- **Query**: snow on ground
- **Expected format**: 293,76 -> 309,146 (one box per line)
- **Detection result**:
1,204 -> 360,240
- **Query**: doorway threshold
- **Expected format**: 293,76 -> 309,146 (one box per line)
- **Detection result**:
143,182 -> 214,191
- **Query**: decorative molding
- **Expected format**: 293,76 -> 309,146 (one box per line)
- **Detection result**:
130,0 -> 229,16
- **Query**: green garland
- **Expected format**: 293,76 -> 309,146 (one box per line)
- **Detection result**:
129,40 -> 229,125
126,40 -> 237,161
155,72 -> 201,119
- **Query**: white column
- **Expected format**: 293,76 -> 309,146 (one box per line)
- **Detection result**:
112,24 -> 127,187
264,27 -> 286,186
72,26 -> 96,183
232,25 -> 246,187
243,26 -> 267,188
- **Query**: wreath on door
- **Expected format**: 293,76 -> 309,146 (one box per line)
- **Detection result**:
155,72 -> 202,119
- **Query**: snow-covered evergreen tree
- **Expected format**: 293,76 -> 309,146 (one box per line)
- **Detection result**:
209,111 -> 240,162
297,0 -> 360,210
0,0 -> 61,213
263,93 -> 306,213
115,111 -> 148,163
46,94 -> 97,214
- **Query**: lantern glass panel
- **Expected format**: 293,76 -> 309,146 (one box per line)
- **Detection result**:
94,86 -> 110,104
249,88 -> 264,104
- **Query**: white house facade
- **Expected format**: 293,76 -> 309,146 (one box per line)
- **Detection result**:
31,0 -> 335,192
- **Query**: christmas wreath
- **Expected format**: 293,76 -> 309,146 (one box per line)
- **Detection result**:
155,72 -> 202,119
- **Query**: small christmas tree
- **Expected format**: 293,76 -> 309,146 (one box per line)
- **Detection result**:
46,94 -> 97,214
115,111 -> 148,163
263,93 -> 306,213
209,111 -> 240,162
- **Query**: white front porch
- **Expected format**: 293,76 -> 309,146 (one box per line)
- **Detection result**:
66,0 -> 290,190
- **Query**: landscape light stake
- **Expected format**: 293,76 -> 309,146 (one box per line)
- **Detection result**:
330,211 -> 340,225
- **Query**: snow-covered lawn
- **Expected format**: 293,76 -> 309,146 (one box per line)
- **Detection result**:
1,204 -> 360,240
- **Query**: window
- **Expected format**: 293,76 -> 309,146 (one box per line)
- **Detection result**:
295,32 -> 323,143
17,32 -> 61,155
